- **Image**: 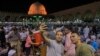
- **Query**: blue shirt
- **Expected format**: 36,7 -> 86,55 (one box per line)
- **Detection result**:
90,41 -> 99,51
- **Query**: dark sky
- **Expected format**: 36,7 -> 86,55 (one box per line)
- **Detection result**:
0,0 -> 99,14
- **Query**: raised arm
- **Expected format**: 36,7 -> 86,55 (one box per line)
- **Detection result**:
42,31 -> 51,43
6,31 -> 12,39
39,22 -> 51,43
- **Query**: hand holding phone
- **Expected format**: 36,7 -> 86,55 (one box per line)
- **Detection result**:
39,23 -> 48,32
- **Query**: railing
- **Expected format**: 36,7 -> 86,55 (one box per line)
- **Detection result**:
0,21 -> 99,26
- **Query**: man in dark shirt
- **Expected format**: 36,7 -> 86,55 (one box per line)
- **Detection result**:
0,26 -> 6,48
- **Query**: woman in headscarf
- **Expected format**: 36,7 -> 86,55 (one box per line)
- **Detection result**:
64,27 -> 76,56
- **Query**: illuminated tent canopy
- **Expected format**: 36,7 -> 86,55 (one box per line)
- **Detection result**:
28,2 -> 47,15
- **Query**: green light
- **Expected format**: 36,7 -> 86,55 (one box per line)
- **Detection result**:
33,15 -> 42,22
38,16 -> 42,18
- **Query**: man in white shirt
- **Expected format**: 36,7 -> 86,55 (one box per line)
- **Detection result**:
83,26 -> 90,38
39,23 -> 64,56
19,28 -> 27,53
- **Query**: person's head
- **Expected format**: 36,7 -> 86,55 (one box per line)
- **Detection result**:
85,25 -> 88,28
6,43 -> 11,48
55,31 -> 63,42
87,41 -> 91,45
29,30 -> 34,38
70,32 -> 81,44
22,28 -> 26,32
90,35 -> 96,41
12,26 -> 17,31
0,26 -> 4,31
64,26 -> 72,34
29,30 -> 33,37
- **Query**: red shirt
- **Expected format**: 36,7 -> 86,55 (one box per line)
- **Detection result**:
33,31 -> 44,46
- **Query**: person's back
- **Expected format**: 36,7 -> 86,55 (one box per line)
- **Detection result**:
87,41 -> 96,53
90,41 -> 99,51
88,45 -> 96,53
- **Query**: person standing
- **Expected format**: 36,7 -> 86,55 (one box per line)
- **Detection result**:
19,28 -> 27,53
90,35 -> 99,51
83,25 -> 90,38
25,31 -> 33,56
64,27 -> 76,56
70,32 -> 95,56
25,31 -> 40,56
6,27 -> 21,56
39,23 -> 64,56
0,26 -> 6,48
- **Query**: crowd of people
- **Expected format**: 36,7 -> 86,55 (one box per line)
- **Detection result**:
0,23 -> 100,56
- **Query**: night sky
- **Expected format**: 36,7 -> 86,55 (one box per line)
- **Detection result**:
0,0 -> 99,14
